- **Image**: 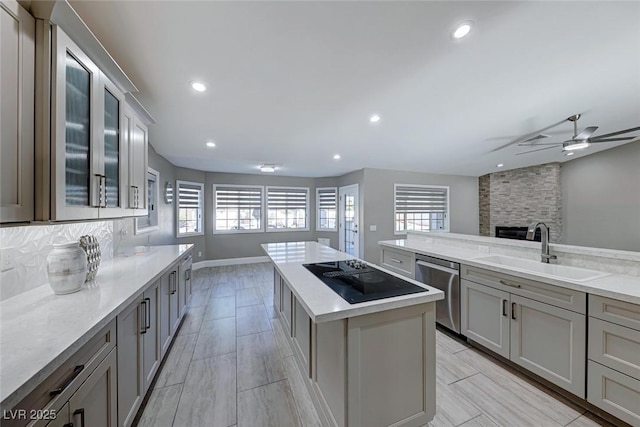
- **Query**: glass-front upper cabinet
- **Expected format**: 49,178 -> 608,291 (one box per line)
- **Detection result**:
51,27 -> 126,220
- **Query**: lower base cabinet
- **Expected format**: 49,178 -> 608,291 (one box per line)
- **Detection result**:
461,279 -> 586,397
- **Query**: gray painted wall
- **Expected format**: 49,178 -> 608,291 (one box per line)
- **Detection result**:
360,168 -> 479,264
561,141 -> 640,251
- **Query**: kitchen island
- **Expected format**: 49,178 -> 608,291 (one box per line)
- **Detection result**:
262,241 -> 444,427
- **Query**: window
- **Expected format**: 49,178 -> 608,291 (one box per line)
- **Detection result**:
176,180 -> 204,237
316,187 -> 337,231
394,184 -> 449,234
266,186 -> 309,231
134,167 -> 159,234
214,185 -> 263,233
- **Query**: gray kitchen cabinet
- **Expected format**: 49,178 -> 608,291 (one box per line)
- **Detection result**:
117,280 -> 161,426
179,254 -> 193,317
461,279 -> 510,358
380,247 -> 415,278
116,298 -> 144,427
123,103 -> 149,216
461,268 -> 586,398
0,0 -> 35,223
281,280 -> 293,334
587,296 -> 640,425
67,348 -> 117,427
159,265 -> 181,357
273,270 -> 282,314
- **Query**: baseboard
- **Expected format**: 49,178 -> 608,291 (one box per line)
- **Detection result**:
193,256 -> 270,270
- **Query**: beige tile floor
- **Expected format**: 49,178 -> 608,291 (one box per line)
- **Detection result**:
136,263 -> 616,427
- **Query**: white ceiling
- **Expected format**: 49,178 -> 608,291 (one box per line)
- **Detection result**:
69,1 -> 640,178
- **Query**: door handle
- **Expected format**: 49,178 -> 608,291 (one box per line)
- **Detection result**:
511,302 -> 517,320
101,175 -> 107,207
144,297 -> 151,330
502,300 -> 507,317
73,408 -> 85,427
140,299 -> 148,334
49,365 -> 84,396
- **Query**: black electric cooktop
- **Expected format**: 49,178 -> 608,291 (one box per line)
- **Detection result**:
303,259 -> 428,304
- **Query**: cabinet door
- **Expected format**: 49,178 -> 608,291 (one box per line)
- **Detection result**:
169,269 -> 180,334
510,294 -> 586,397
461,279 -> 510,358
0,0 -> 34,223
51,27 -> 100,220
159,270 -> 172,357
116,298 -> 143,427
273,270 -> 282,314
281,281 -> 293,335
68,348 -> 117,427
97,74 -> 126,218
143,281 -> 161,392
45,403 -> 69,427
128,115 -> 148,214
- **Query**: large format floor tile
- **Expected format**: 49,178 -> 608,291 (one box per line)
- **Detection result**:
154,333 -> 197,388
137,384 -> 182,427
192,317 -> 236,361
237,330 -> 285,391
237,380 -> 301,427
237,304 -> 272,336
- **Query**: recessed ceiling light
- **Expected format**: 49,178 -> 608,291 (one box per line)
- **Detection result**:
452,21 -> 473,40
206,141 -> 216,148
497,163 -> 504,168
191,81 -> 206,92
333,154 -> 341,160
369,114 -> 381,123
259,164 -> 277,173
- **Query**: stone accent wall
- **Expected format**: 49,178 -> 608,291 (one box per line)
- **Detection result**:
478,163 -> 562,242
478,174 -> 491,236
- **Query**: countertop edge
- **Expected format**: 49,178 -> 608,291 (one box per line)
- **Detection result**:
0,244 -> 193,410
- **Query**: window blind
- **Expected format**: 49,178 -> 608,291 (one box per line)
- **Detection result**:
215,186 -> 262,209
178,182 -> 202,209
395,185 -> 447,214
317,188 -> 337,210
267,188 -> 308,210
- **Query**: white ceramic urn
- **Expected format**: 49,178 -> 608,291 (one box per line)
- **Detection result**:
46,242 -> 88,295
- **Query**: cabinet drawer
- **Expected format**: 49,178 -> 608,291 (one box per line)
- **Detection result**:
587,360 -> 640,426
4,320 -> 116,427
589,317 -> 640,380
380,248 -> 414,278
589,295 -> 640,331
461,265 -> 586,314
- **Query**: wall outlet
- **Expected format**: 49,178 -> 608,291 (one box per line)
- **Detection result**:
0,248 -> 15,272
198,251 -> 202,258
369,225 -> 377,232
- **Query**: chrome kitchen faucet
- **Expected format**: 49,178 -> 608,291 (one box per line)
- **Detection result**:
526,221 -> 558,264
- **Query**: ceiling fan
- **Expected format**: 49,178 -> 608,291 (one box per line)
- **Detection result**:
516,114 -> 640,156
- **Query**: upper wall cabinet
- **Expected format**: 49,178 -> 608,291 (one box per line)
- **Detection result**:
124,103 -> 149,216
0,0 -> 35,223
51,27 -> 129,220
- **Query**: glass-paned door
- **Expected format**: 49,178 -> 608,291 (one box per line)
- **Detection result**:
64,52 -> 91,206
103,88 -> 119,207
339,184 -> 359,257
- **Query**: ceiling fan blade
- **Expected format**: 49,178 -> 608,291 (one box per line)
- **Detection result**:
591,126 -> 640,139
589,137 -> 637,143
574,126 -> 598,140
490,118 -> 570,152
515,146 -> 558,155
517,142 -> 562,146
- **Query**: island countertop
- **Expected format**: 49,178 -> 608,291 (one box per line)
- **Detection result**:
0,244 -> 193,411
261,241 -> 444,323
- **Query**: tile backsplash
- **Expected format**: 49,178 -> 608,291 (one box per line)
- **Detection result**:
0,221 -> 113,301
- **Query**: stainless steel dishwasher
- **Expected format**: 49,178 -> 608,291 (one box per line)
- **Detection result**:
415,254 -> 461,333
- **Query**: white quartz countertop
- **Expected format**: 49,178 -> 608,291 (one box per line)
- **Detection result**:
0,244 -> 193,410
379,239 -> 640,305
261,242 -> 444,323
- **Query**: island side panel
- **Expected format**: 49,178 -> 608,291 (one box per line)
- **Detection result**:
314,319 -> 347,427
347,303 -> 437,427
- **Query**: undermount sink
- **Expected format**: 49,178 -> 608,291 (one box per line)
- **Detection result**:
473,255 -> 611,282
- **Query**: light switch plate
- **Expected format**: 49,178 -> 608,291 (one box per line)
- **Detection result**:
369,225 -> 377,232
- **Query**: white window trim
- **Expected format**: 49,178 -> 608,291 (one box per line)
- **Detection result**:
393,183 -> 450,236
266,185 -> 310,232
134,167 -> 160,235
316,187 -> 338,231
176,179 -> 205,238
212,184 -> 265,234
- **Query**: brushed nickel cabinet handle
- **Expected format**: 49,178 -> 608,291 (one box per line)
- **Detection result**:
512,302 -> 517,320
390,258 -> 403,264
500,279 -> 521,289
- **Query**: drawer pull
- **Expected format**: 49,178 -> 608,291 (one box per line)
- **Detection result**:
390,258 -> 403,264
145,297 -> 151,330
502,300 -> 507,317
500,279 -> 521,288
49,364 -> 84,396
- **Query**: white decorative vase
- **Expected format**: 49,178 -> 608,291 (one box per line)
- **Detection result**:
46,242 -> 88,295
